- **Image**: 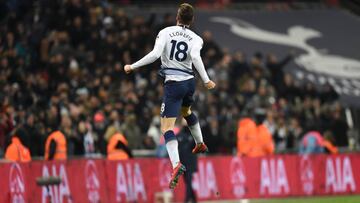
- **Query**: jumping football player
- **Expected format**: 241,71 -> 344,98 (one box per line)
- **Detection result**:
124,3 -> 216,189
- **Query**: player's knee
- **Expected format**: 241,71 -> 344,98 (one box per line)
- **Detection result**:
160,117 -> 176,134
161,123 -> 175,134
161,126 -> 174,135
181,107 -> 192,117
183,110 -> 198,126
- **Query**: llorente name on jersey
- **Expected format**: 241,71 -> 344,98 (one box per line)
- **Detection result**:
169,32 -> 193,41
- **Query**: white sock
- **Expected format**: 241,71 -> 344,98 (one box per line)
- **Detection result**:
166,139 -> 180,169
189,122 -> 204,144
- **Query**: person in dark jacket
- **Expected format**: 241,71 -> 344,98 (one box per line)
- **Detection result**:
330,111 -> 349,147
177,123 -> 197,203
266,53 -> 293,92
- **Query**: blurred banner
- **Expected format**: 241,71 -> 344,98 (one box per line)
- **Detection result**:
1,154 -> 360,202
193,10 -> 360,107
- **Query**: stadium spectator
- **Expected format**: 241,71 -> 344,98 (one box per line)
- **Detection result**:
330,110 -> 349,147
44,130 -> 67,160
201,30 -> 222,67
323,131 -> 338,154
5,129 -> 31,162
120,114 -> 142,149
266,53 -> 293,92
23,113 -> 44,156
146,115 -> 161,148
237,118 -> 257,156
273,116 -> 289,152
287,117 -> 304,150
299,131 -> 325,154
93,112 -> 108,154
299,130 -> 339,154
236,117 -> 275,157
107,130 -> 132,160
247,123 -> 275,157
0,109 -> 14,155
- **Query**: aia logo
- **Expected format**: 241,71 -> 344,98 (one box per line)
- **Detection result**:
260,158 -> 290,195
159,159 -> 172,189
192,160 -> 218,198
116,162 -> 147,202
230,157 -> 246,197
325,156 -> 356,193
300,155 -> 314,195
9,163 -> 26,203
41,164 -> 72,203
85,161 -> 100,203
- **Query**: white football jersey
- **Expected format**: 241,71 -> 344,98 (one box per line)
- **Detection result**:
131,25 -> 210,83
158,26 -> 201,81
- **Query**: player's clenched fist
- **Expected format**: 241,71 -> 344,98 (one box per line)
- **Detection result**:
205,80 -> 216,89
124,64 -> 132,74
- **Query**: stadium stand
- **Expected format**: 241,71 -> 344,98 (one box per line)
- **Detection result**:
0,0 -> 356,159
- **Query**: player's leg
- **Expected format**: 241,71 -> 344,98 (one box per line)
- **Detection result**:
161,117 -> 186,189
181,106 -> 203,144
161,82 -> 187,189
181,106 -> 208,153
181,79 -> 208,153
160,116 -> 179,168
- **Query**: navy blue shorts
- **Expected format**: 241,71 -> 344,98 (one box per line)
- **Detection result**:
160,78 -> 195,118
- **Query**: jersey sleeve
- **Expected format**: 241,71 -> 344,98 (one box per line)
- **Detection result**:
190,38 -> 210,83
131,30 -> 166,69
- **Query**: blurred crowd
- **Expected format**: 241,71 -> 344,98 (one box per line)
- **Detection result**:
0,0 -> 349,158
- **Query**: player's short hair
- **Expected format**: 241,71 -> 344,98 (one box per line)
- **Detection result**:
177,3 -> 194,25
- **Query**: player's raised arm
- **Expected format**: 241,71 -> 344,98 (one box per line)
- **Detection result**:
190,39 -> 216,89
124,31 -> 166,74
